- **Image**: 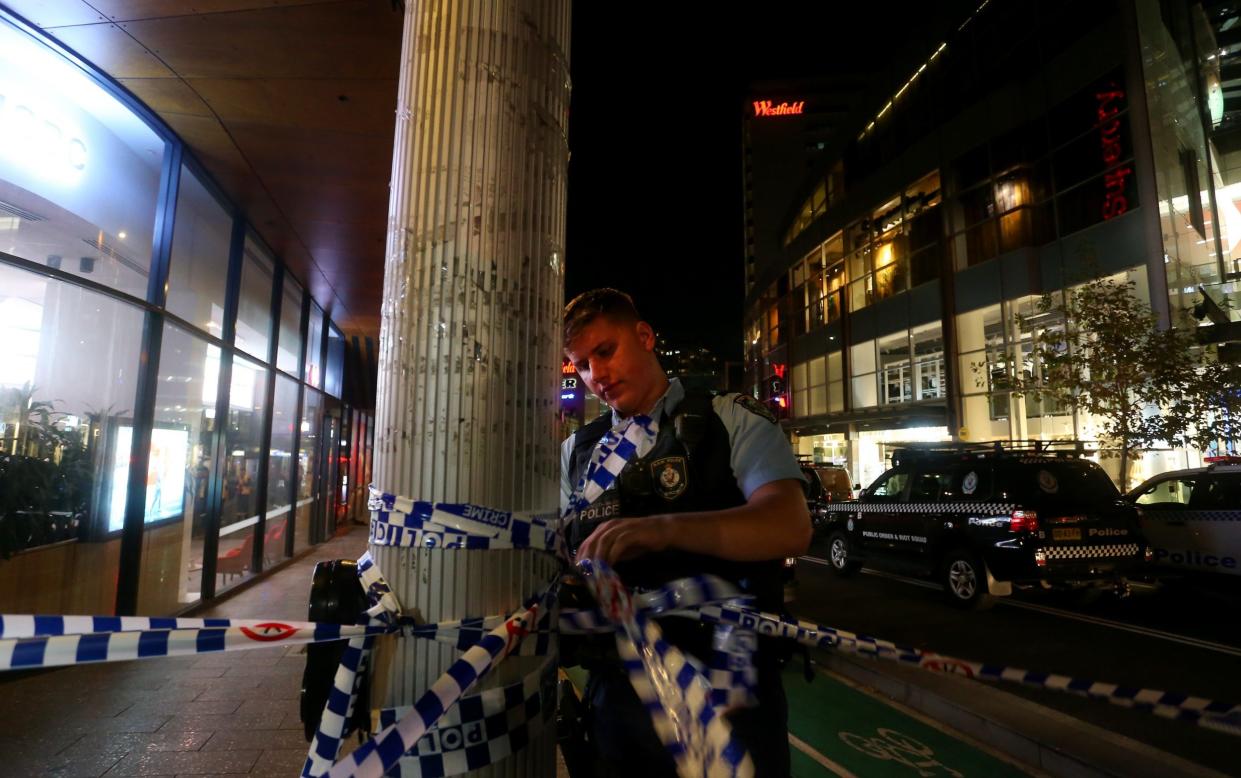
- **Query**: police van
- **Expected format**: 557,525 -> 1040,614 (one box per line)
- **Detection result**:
821,442 -> 1152,609
1127,458 -> 1241,579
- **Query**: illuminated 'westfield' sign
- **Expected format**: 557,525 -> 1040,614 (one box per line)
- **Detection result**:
1096,85 -> 1131,220
753,100 -> 805,117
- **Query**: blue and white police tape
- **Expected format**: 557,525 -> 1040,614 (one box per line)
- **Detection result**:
357,551 -> 402,624
325,587 -> 554,778
577,559 -> 754,778
374,653 -> 558,777
688,602 -> 1241,737
306,495 -> 566,778
0,614 -> 394,671
559,573 -> 752,630
303,540 -> 559,777
0,611 -> 554,673
369,489 -> 560,553
303,551 -> 404,778
559,573 -> 760,709
303,632 -> 376,777
566,413 -> 658,517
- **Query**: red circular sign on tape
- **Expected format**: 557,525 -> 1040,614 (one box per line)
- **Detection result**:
921,657 -> 976,678
239,622 -> 298,642
504,609 -> 534,654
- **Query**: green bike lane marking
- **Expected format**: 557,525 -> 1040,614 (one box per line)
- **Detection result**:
784,665 -> 1033,777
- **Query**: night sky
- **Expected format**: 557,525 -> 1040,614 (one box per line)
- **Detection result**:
564,3 -> 975,360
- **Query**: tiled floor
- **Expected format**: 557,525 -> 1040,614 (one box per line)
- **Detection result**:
0,526 -> 369,777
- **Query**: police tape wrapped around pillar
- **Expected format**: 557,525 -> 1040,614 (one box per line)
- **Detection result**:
297,0 -> 573,774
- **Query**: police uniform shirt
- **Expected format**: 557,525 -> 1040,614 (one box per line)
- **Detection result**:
559,378 -> 804,515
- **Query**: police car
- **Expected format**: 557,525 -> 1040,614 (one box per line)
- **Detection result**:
1127,458 -> 1241,579
799,460 -> 853,533
820,442 -> 1152,609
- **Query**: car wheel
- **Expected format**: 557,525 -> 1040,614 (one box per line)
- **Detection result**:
827,531 -> 861,577
941,549 -> 994,610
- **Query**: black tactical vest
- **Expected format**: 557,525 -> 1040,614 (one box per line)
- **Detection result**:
566,390 -> 783,612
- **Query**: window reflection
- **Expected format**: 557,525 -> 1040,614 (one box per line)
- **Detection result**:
216,356 -> 268,593
839,171 -> 940,313
276,279 -> 303,376
325,324 -> 345,398
305,302 -> 324,389
0,262 -> 142,615
236,236 -> 274,362
295,388 -> 322,555
265,374 -> 298,564
136,323 -> 218,614
878,333 -> 912,405
166,167 -> 230,336
912,324 -> 944,401
0,17 -> 166,301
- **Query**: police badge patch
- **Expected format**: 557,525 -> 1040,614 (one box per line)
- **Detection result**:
651,456 -> 688,500
734,393 -> 777,424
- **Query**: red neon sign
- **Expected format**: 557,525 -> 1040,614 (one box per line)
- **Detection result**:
1096,86 -> 1131,220
753,100 -> 805,118
561,360 -> 576,375
772,363 -> 787,379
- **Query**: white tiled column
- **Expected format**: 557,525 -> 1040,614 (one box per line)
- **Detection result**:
369,0 -> 571,774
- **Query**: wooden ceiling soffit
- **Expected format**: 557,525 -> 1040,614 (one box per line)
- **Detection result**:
323,263 -> 385,283
306,270 -> 346,321
322,274 -> 386,302
274,238 -> 318,290
158,113 -> 249,178
45,21 -> 173,77
117,77 -> 214,117
225,122 -> 393,182
265,180 -> 390,227
340,313 -> 380,338
291,220 -> 387,263
118,1 -> 402,80
84,0 -> 341,23
189,77 -> 398,134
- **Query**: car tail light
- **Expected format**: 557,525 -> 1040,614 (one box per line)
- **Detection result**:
1010,510 -> 1039,533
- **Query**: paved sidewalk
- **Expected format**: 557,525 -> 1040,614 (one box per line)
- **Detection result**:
0,526 -> 368,777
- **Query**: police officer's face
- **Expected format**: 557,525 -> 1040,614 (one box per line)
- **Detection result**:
565,316 -> 664,418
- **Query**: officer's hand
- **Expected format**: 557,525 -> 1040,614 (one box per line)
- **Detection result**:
574,516 -> 672,566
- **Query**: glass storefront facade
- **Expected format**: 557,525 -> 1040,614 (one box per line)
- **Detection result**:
747,0 -> 1234,490
0,9 -> 368,617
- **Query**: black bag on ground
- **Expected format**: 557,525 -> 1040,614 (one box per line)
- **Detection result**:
300,558 -> 372,742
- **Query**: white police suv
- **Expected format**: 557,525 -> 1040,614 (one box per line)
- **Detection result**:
1127,459 -> 1241,579
821,442 -> 1152,609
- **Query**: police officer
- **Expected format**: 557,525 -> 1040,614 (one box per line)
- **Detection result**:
560,289 -> 811,777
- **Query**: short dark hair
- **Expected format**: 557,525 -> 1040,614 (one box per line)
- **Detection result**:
563,288 -> 641,347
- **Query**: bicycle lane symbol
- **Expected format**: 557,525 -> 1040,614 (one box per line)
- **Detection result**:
838,727 -> 964,777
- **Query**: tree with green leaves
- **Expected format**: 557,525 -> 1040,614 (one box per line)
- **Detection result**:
975,277 -> 1239,491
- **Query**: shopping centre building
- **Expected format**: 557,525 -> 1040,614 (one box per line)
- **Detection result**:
0,5 -> 380,618
744,0 -> 1241,489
